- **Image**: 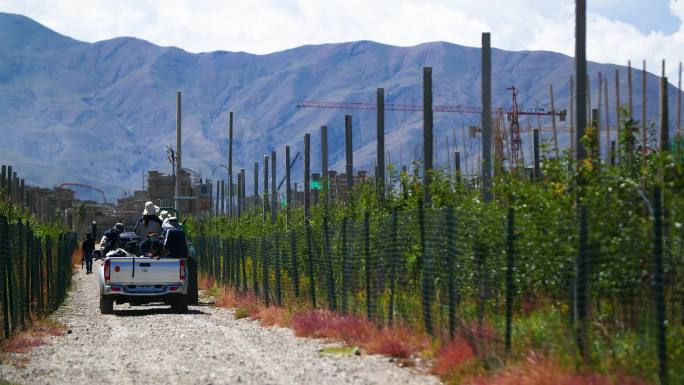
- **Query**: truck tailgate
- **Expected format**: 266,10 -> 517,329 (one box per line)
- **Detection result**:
109,257 -> 181,284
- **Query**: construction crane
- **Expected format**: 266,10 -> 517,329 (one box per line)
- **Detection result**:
59,183 -> 107,203
505,86 -> 567,168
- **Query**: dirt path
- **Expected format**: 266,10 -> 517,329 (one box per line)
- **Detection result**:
0,268 -> 441,385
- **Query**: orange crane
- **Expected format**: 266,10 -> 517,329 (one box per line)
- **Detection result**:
59,182 -> 107,203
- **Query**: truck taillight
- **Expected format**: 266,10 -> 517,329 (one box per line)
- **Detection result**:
104,259 -> 110,282
179,259 -> 186,281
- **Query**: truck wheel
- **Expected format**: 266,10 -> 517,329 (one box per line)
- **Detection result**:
171,295 -> 188,314
100,295 -> 114,314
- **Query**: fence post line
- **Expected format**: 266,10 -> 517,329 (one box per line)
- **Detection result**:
262,236 -> 270,306
642,60 -> 648,163
651,185 -> 668,385
364,212 -> 372,320
446,207 -> 457,339
340,217 -> 349,315
576,205 -> 590,366
254,162 -> 259,209
418,201 -> 433,335
274,233 -> 282,306
323,213 -> 335,311
575,0 -> 587,164
423,67 -> 433,205
306,219 -> 316,307
285,146 -> 291,228
241,238 -> 247,292
290,230 -> 300,298
387,209 -> 398,325
505,202 -> 515,355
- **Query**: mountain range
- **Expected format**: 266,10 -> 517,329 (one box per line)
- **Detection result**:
0,12 -> 679,202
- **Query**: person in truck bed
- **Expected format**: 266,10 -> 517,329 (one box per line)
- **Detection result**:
162,217 -> 188,259
134,201 -> 163,240
99,223 -> 125,254
139,230 -> 163,258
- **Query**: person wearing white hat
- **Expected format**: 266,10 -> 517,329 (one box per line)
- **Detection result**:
134,201 -> 163,241
159,210 -> 170,221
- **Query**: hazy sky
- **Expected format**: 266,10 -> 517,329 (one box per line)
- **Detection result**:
1,0 -> 683,80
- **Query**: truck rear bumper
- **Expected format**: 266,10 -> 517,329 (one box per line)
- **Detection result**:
102,283 -> 187,297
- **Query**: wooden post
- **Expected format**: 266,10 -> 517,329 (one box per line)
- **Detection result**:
615,69 -> 621,161
377,88 -> 385,196
533,129 -> 541,180
228,112 -> 233,218
454,151 -> 461,183
628,61 -> 633,119
220,179 -> 225,215
423,67 -> 434,205
254,162 -> 259,208
174,91 -> 182,211
549,84 -> 560,158
661,77 -> 669,152
271,150 -> 277,224
344,115 -> 353,201
575,0 -> 588,164
642,60 -> 648,155
236,171 -> 242,218
481,34 -> 492,202
604,73 -> 610,163
286,146 -> 291,228
678,62 -> 682,138
304,134 -> 311,218
321,126 -> 328,203
263,156 -> 269,222
570,76 -> 576,161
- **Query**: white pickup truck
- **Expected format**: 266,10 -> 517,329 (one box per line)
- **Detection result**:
98,250 -> 189,314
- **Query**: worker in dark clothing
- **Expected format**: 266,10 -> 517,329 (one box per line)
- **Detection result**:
140,231 -> 163,258
162,217 -> 188,259
99,223 -> 124,254
81,233 -> 95,274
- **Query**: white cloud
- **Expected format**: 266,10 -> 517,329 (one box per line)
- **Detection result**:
0,0 -> 682,80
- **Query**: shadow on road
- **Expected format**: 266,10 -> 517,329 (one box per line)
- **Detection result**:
113,307 -> 206,317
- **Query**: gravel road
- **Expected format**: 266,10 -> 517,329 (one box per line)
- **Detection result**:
0,268 -> 441,385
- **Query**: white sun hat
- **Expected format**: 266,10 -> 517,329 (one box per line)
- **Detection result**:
142,201 -> 159,216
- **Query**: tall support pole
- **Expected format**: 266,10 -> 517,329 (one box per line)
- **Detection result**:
678,62 -> 682,137
215,182 -> 219,215
253,162 -> 259,208
575,0 -> 587,164
174,91 -> 182,211
604,73 -> 611,163
570,76 -> 575,161
271,151 -> 277,224
321,126 -> 328,204
220,180 -> 225,215
481,33 -> 492,202
285,146 -> 291,228
423,67 -> 434,205
533,129 -> 541,180
240,169 -> 246,213
304,134 -> 311,218
642,60 -> 648,155
549,84 -> 560,158
454,151 -> 461,183
661,77 -> 670,152
1,165 -> 5,194
597,73 -> 603,160
236,171 -> 242,218
628,61 -> 633,119
344,115 -> 353,202
615,69 -> 621,160
228,112 -> 234,218
376,88 -> 385,196
263,155 -> 269,223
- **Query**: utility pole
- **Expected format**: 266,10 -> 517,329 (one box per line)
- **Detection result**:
661,76 -> 669,152
228,112 -> 234,218
175,91 -> 182,212
575,1 -> 588,164
304,134 -> 311,218
642,60 -> 648,156
423,67 -> 433,205
376,88 -> 385,197
481,33 -> 492,199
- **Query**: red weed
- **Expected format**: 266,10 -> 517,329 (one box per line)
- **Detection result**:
2,336 -> 45,354
364,326 -> 422,358
290,309 -> 340,338
328,315 -> 376,346
432,338 -> 476,377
